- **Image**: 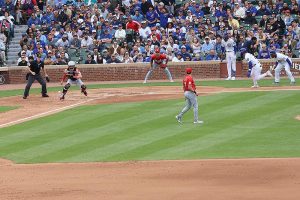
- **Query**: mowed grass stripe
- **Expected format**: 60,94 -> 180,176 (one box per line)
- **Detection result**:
62,92 -> 278,162
0,102 -> 140,138
24,91 -> 275,163
2,92 -> 234,162
0,102 -> 148,156
4,100 -> 179,163
142,102 -> 300,160
105,92 -> 299,161
0,90 -> 299,163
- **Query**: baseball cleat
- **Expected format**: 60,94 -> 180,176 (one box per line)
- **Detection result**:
251,85 -> 259,88
231,77 -> 236,80
273,82 -> 280,86
225,77 -> 231,80
83,91 -> 88,96
290,81 -> 296,85
170,80 -> 174,82
194,120 -> 204,124
266,70 -> 273,77
23,96 -> 27,99
143,80 -> 147,84
175,115 -> 182,124
42,94 -> 49,98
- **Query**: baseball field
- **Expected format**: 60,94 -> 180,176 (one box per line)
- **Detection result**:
0,78 -> 300,200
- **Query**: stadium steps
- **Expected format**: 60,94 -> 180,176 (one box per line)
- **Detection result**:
7,25 -> 28,66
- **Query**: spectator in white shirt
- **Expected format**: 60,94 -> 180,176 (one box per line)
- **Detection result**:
139,21 -> 151,40
233,2 -> 246,20
81,32 -> 94,48
114,24 -> 126,42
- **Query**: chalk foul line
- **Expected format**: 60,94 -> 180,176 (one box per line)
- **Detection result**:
0,99 -> 95,128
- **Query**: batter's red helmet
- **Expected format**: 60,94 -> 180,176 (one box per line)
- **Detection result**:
186,68 -> 192,74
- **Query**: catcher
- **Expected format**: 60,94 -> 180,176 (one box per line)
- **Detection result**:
143,48 -> 174,83
59,61 -> 88,100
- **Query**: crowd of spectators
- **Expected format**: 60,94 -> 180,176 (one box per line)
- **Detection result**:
1,0 -> 300,66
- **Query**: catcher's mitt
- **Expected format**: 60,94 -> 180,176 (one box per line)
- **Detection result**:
45,76 -> 50,82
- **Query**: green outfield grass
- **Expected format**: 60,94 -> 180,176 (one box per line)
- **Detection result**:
0,90 -> 299,164
0,78 -> 297,98
0,106 -> 18,113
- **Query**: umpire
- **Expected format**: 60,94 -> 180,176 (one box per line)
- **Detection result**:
23,55 -> 49,99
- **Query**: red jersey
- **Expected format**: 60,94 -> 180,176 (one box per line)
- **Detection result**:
183,75 -> 196,92
126,21 -> 140,32
151,54 -> 167,64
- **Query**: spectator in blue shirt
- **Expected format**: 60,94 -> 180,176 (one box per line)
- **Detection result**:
158,8 -> 169,28
180,38 -> 192,53
247,2 -> 258,16
132,9 -> 144,22
201,36 -> 214,54
192,5 -> 204,18
215,4 -> 226,18
180,45 -> 192,61
146,6 -> 159,27
100,29 -> 113,44
258,44 -> 270,59
27,13 -> 41,27
205,50 -> 219,60
40,11 -> 51,25
256,3 -> 271,16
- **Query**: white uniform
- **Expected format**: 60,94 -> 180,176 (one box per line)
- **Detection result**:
222,38 -> 236,79
273,52 -> 295,83
245,53 -> 272,87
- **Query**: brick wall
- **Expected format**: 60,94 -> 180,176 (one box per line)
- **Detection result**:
1,59 -> 300,84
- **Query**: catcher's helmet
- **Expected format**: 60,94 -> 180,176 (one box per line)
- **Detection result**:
68,61 -> 76,66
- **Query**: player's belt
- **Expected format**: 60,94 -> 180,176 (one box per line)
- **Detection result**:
226,51 -> 233,52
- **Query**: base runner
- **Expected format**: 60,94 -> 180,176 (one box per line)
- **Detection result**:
143,48 -> 174,83
60,61 -> 88,100
240,48 -> 273,88
176,67 -> 203,124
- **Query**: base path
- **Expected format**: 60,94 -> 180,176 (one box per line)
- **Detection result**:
1,85 -> 300,200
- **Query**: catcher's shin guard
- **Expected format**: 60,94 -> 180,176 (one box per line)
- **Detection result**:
81,85 -> 87,96
61,83 -> 71,99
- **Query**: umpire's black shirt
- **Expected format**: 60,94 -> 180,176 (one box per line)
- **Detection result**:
29,60 -> 44,74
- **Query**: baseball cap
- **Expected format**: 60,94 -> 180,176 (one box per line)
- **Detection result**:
181,45 -> 186,49
92,30 -> 96,33
186,68 -> 192,73
155,48 -> 160,53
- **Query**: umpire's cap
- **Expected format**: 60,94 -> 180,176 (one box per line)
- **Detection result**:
186,68 -> 192,74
